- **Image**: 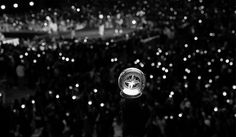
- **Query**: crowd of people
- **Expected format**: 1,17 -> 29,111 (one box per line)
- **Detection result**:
0,0 -> 236,137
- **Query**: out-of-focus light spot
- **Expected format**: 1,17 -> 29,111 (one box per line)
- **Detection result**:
75,83 -> 79,88
49,90 -> 53,94
184,44 -> 188,48
198,19 -> 202,24
162,75 -> 166,79
209,32 -> 215,37
19,55 -> 23,59
150,75 -> 153,79
183,57 -> 187,61
99,14 -> 104,19
31,100 -> 35,104
93,89 -> 98,93
66,112 -> 70,116
132,20 -> 137,25
72,95 -> 77,100
21,104 -> 25,109
178,113 -> 183,118
1,5 -> 6,10
88,101 -> 92,105
100,103 -> 105,107
184,83 -> 188,88
225,59 -> 230,63
222,91 -> 227,96
76,8 -> 80,12
66,57 -> 70,62
233,85 -> 236,90
194,36 -> 198,40
13,3 -> 18,8
33,59 -> 37,63
214,107 -> 218,112
71,58 -> 75,62
217,49 -> 221,53
170,115 -> 174,119
25,52 -> 28,56
198,76 -> 201,80
69,86 -> 73,90
56,94 -> 60,99
29,1 -> 34,6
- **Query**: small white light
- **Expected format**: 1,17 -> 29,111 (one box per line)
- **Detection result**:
198,76 -> 201,80
170,115 -> 174,119
100,103 -> 105,107
13,3 -> 18,8
33,59 -> 37,63
76,8 -> 80,12
66,112 -> 70,116
49,90 -> 53,94
29,1 -> 34,6
56,94 -> 60,99
71,58 -> 75,62
225,59 -> 230,63
21,104 -> 25,109
0,93 -> 2,97
198,19 -> 202,24
214,107 -> 218,112
66,57 -> 70,62
194,36 -> 198,40
178,113 -> 183,118
132,20 -> 137,25
72,95 -> 77,100
222,91 -> 227,96
25,52 -> 28,56
99,14 -> 104,19
88,101 -> 92,105
184,44 -> 188,48
163,75 -> 166,79
1,5 -> 6,10
75,83 -> 79,88
183,57 -> 187,61
93,89 -> 98,93
31,100 -> 35,104
150,75 -> 153,79
233,85 -> 236,90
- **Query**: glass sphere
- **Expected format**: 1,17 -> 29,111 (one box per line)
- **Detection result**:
118,68 -> 146,98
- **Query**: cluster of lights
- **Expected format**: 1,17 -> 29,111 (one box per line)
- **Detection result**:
0,2 -> 34,10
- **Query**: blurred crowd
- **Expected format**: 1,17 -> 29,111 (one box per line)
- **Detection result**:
0,0 -> 236,137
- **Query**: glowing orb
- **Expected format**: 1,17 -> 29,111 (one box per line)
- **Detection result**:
118,68 -> 145,98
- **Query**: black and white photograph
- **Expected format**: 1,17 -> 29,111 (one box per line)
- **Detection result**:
0,0 -> 235,137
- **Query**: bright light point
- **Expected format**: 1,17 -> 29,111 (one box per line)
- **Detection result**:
62,56 -> 65,60
194,36 -> 198,40
222,91 -> 227,96
169,63 -> 173,67
99,14 -> 104,19
93,89 -> 98,93
185,68 -> 191,74
1,5 -> 6,10
183,75 -> 187,80
184,44 -> 188,48
75,83 -> 79,88
184,16 -> 187,20
198,19 -> 202,24
162,75 -> 166,79
225,59 -> 229,63
123,88 -> 140,96
184,83 -> 188,88
178,113 -> 183,117
132,20 -> 137,25
151,62 -> 155,67
25,52 -> 28,56
87,101 -> 92,105
66,112 -> 70,116
229,62 -> 233,66
165,69 -> 169,73
214,107 -> 218,112
150,75 -> 153,79
13,3 -> 18,8
29,1 -> 34,6
170,115 -> 174,119
56,94 -> 60,99
208,69 -> 212,73
21,104 -> 25,109
217,49 -> 221,53
209,33 -> 215,37
66,57 -> 70,62
198,76 -> 201,80
49,90 -> 52,94
69,86 -> 73,90
37,54 -> 41,58
183,57 -> 187,61
100,103 -> 105,107
31,100 -> 35,104
207,62 -> 211,66
71,58 -> 75,62
164,116 -> 168,119
19,55 -> 23,59
33,59 -> 37,63
233,85 -> 236,90
72,95 -> 77,100
76,8 -> 80,12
